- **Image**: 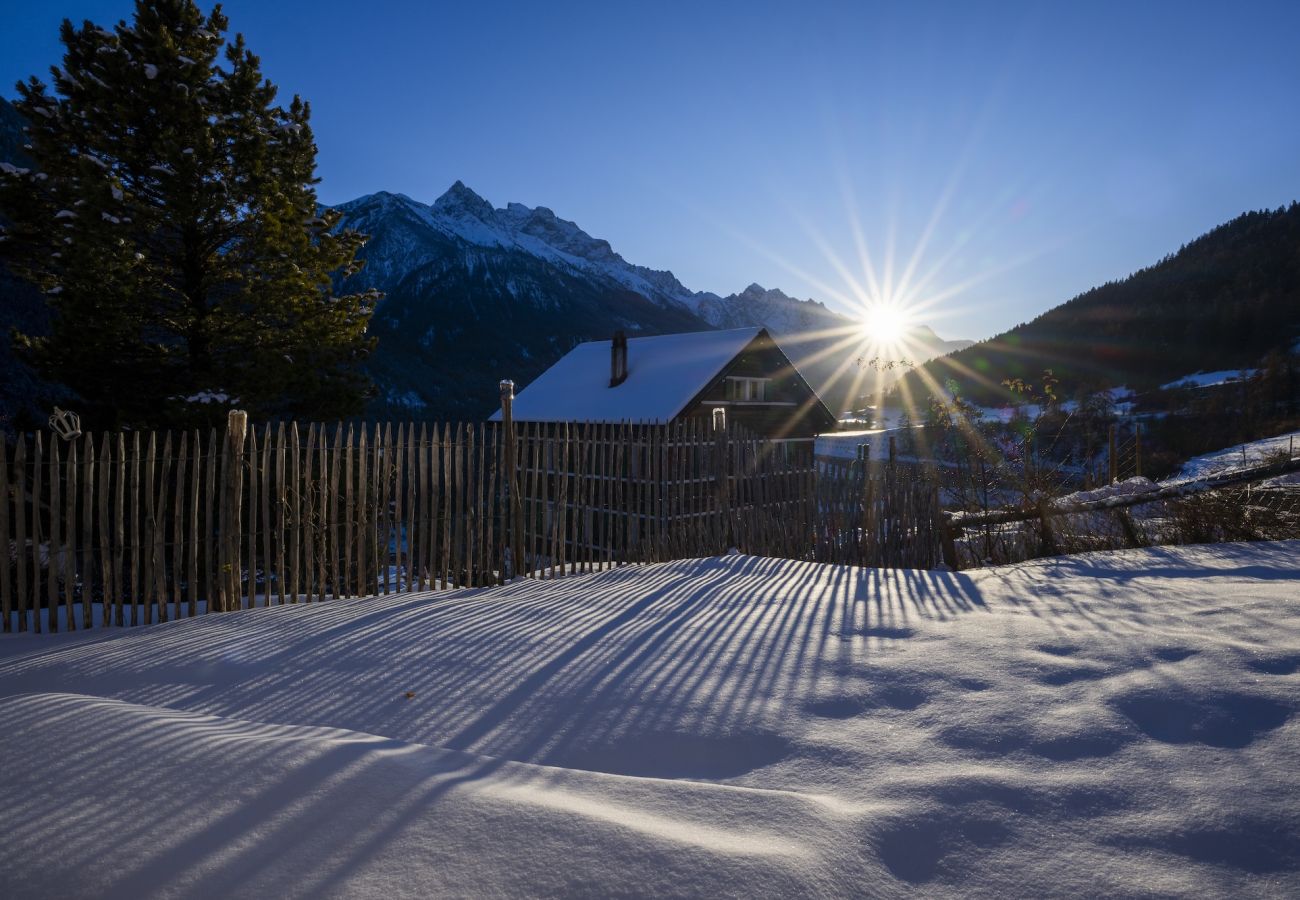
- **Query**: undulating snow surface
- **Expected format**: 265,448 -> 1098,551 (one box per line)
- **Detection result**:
2,544 -> 1299,898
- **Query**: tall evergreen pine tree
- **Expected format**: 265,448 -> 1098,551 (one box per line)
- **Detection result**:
0,0 -> 378,427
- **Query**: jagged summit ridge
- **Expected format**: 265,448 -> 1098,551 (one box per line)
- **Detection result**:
338,182 -> 700,310
697,281 -> 839,333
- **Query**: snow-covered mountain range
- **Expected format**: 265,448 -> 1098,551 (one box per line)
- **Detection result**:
334,182 -> 971,417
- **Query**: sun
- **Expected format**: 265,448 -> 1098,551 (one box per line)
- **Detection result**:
860,303 -> 911,346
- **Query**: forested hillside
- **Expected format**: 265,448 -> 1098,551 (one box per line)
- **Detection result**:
902,204 -> 1300,405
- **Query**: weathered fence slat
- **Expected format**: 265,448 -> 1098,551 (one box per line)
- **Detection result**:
80,437 -> 93,629
172,432 -> 187,620
343,425 -> 355,598
246,427 -> 258,609
33,432 -> 44,633
1,439 -> 11,632
259,426 -> 272,607
482,423 -> 493,584
151,432 -> 168,623
329,424 -> 342,601
451,423 -> 464,588
14,437 -> 28,632
184,431 -> 197,618
317,427 -> 329,603
523,421 -> 537,577
438,423 -> 450,588
301,425 -> 316,605
417,423 -> 430,590
288,423 -> 301,604
370,423 -> 383,595
356,424 -> 369,597
97,434 -> 112,625
202,429 -> 216,617
62,439 -> 76,631
215,426 -> 228,614
48,437 -> 62,632
392,422 -> 405,592
471,422 -> 483,586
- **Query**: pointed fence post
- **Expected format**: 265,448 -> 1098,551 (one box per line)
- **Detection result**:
221,410 -> 248,612
1108,424 -> 1118,484
500,380 -> 521,579
1135,423 -> 1142,478
712,411 -> 730,553
940,512 -> 959,570
1037,499 -> 1059,557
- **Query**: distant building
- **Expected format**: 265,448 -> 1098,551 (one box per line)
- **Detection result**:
493,327 -> 837,441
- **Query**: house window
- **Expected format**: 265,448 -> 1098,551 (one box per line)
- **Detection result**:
725,377 -> 769,401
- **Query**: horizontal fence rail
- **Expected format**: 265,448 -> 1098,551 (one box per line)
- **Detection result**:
944,454 -> 1300,568
1,407 -> 947,634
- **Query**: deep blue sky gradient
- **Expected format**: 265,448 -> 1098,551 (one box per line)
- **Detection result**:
3,0 -> 1298,340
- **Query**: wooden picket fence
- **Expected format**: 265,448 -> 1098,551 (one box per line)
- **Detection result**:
0,411 -> 947,634
511,420 -> 820,571
811,455 -> 946,569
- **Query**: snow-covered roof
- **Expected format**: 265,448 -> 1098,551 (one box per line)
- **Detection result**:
494,328 -> 764,423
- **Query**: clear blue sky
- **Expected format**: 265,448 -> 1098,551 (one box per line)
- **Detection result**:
3,0 -> 1298,341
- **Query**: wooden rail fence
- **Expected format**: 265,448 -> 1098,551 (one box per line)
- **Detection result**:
1,405 -> 948,634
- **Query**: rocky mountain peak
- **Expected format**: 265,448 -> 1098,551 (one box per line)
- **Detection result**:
739,283 -> 799,303
432,180 -> 496,218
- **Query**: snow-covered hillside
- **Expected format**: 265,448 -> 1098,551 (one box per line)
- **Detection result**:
1177,428 -> 1300,479
1160,368 -> 1260,391
2,544 -> 1298,897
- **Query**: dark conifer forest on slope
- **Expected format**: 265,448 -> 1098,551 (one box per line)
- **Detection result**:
901,204 -> 1300,406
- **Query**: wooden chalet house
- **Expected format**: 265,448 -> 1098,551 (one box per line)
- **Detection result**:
490,329 -> 836,563
494,327 -> 836,440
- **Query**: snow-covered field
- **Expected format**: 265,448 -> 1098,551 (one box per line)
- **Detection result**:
2,544 -> 1299,898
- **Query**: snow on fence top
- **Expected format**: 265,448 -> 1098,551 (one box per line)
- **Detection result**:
493,327 -> 763,424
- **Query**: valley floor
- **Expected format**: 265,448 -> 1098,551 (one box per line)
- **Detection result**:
2,543 -> 1299,898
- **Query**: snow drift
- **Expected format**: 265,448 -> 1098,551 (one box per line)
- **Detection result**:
2,544 -> 1299,897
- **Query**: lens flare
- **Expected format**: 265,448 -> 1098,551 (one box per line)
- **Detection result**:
860,303 -> 911,346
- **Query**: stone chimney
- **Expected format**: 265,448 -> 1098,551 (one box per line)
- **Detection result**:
609,330 -> 629,387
